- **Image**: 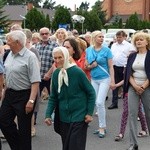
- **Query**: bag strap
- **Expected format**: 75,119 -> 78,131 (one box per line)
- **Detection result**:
98,65 -> 110,76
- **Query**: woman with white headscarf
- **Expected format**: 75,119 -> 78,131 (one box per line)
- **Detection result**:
45,46 -> 96,150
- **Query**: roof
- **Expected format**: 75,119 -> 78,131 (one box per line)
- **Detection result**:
108,14 -> 142,23
2,5 -> 56,21
2,5 -> 75,21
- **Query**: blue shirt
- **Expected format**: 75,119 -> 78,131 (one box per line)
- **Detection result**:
86,46 -> 113,80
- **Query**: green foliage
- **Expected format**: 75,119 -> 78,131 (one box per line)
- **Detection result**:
42,0 -> 56,9
118,18 -> 123,28
24,8 -> 46,31
52,6 -> 72,31
45,14 -> 51,29
0,0 -> 10,30
78,2 -> 89,11
75,4 -> 102,33
125,12 -> 139,30
91,0 -> 106,25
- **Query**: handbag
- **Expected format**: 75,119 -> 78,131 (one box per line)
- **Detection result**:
54,104 -> 61,135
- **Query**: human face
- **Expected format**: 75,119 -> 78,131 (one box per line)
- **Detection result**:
6,37 -> 18,51
85,35 -> 91,44
63,41 -> 74,56
53,51 -> 64,68
57,30 -> 65,40
135,36 -> 148,49
32,37 -> 40,44
94,33 -> 104,45
40,29 -> 50,42
116,35 -> 124,44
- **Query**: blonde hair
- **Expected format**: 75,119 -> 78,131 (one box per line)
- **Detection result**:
55,28 -> 68,40
132,32 -> 150,50
75,38 -> 87,52
91,30 -> 102,46
32,32 -> 40,40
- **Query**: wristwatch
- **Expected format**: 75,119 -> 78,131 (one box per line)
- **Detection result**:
29,99 -> 35,104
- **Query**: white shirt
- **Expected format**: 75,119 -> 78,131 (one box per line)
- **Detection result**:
111,40 -> 136,67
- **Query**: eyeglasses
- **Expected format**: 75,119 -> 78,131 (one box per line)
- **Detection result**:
40,33 -> 49,36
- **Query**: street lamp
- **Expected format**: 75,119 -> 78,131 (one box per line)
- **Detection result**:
20,15 -> 26,29
71,15 -> 85,34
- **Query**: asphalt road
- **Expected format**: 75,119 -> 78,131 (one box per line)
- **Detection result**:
1,94 -> 150,150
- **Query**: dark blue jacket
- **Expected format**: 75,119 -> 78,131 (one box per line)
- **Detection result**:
123,50 -> 150,95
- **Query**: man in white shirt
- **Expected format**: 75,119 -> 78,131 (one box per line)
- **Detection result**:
108,30 -> 135,109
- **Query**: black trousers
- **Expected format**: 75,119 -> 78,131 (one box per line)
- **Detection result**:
112,65 -> 124,106
0,89 -> 33,150
39,79 -> 51,95
60,121 -> 88,150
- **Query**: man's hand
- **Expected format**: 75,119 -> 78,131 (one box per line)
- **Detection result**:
25,101 -> 34,114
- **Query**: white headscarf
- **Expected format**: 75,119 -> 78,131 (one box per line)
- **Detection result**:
52,46 -> 75,93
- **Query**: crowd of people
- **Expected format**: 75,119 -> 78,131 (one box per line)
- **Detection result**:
0,24 -> 150,150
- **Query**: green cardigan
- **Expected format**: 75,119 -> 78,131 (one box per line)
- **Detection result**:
45,66 -> 96,123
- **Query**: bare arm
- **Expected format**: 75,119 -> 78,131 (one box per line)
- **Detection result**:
25,82 -> 39,114
108,59 -> 115,90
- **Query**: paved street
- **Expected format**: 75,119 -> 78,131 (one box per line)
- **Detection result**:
1,94 -> 150,150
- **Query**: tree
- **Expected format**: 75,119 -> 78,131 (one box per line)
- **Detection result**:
0,0 -> 10,31
91,0 -> 107,25
24,8 -> 46,31
87,10 -> 102,31
79,2 -> 89,11
52,6 -> 72,31
42,0 -> 56,9
74,7 -> 102,33
125,12 -> 139,30
45,14 -> 51,29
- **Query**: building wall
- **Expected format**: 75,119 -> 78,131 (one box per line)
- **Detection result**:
113,0 -> 142,15
102,0 -> 150,21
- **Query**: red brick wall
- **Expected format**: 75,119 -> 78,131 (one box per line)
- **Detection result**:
102,0 -> 147,20
113,0 -> 143,15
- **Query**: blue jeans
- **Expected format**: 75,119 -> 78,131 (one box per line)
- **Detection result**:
91,78 -> 110,128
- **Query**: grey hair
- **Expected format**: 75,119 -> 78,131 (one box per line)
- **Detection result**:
6,30 -> 26,46
22,29 -> 32,41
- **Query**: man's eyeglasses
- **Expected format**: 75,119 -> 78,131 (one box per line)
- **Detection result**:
40,33 -> 49,36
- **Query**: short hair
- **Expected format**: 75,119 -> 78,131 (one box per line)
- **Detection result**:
39,27 -> 50,34
63,38 -> 81,60
10,24 -> 22,31
6,30 -> 26,47
32,32 -> 41,40
132,32 -> 150,50
22,29 -> 32,41
116,30 -> 127,37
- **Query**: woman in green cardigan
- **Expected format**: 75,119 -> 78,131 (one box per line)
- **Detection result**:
45,46 -> 96,150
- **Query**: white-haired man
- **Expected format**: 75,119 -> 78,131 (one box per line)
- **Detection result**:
0,30 -> 41,150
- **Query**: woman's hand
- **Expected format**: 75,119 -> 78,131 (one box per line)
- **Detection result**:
110,82 -> 116,90
45,118 -> 53,126
133,85 -> 144,95
85,115 -> 93,123
91,61 -> 98,68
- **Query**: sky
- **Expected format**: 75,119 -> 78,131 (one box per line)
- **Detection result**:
54,0 -> 101,11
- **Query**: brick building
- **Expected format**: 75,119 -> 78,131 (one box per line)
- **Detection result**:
102,0 -> 150,23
